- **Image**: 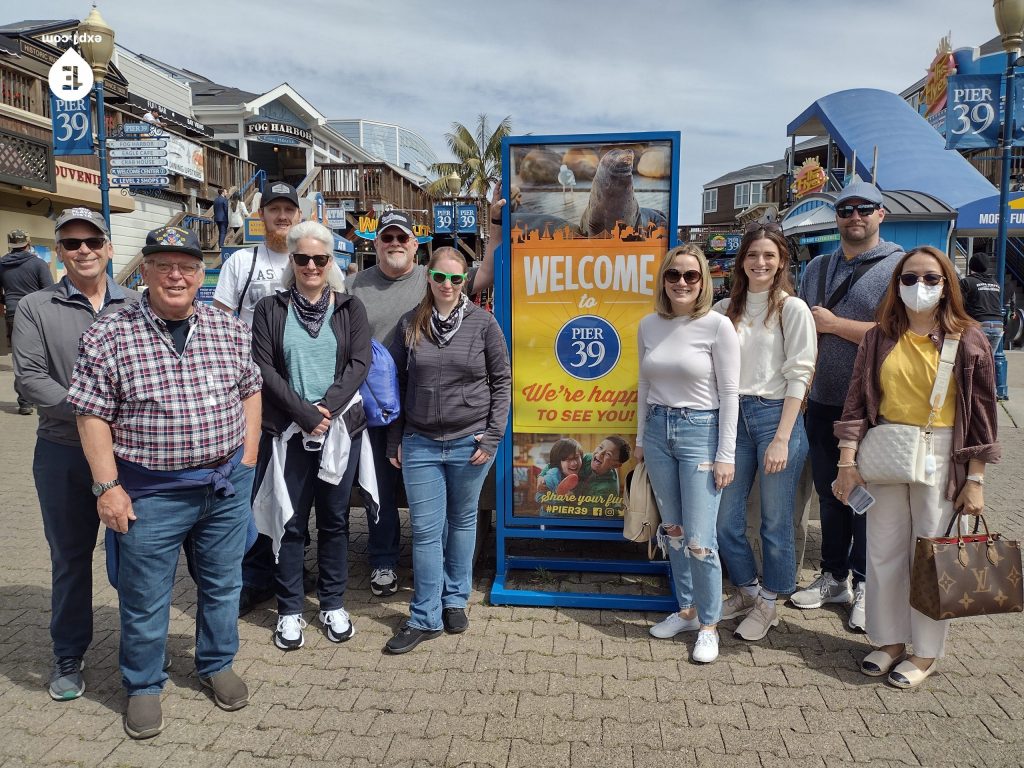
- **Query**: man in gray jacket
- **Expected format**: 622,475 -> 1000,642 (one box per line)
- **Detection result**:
793,179 -> 903,633
12,207 -> 138,701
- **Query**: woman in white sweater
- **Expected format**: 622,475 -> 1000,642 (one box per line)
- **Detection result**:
637,244 -> 740,664
713,224 -> 816,642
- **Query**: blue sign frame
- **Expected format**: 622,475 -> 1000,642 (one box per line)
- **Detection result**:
491,130 -> 680,610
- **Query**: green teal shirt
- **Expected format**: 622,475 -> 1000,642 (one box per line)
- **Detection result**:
283,303 -> 338,403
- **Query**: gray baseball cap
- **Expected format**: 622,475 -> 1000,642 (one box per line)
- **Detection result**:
54,207 -> 110,237
834,179 -> 884,207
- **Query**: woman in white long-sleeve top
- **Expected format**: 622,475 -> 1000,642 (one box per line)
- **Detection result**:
637,244 -> 740,664
713,223 -> 817,642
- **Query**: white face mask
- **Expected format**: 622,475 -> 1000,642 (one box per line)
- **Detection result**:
900,282 -> 943,312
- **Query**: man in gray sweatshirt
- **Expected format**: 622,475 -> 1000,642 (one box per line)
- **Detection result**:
12,208 -> 138,701
793,179 -> 903,633
1,229 -> 53,414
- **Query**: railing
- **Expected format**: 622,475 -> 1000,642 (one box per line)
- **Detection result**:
313,162 -> 434,225
0,63 -> 42,115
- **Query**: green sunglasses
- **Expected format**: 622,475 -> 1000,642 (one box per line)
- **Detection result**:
429,269 -> 467,286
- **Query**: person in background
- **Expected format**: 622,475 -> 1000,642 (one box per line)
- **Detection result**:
68,225 -> 262,739
793,178 -> 903,632
959,252 -> 1003,354
638,244 -> 739,664
713,223 -> 816,642
228,192 -> 250,243
832,245 -> 999,689
12,208 -> 138,701
2,228 -> 53,414
213,188 -> 230,251
250,222 -> 370,651
348,192 -> 500,597
383,247 -> 510,653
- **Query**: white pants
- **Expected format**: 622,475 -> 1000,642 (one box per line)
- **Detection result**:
865,429 -> 955,659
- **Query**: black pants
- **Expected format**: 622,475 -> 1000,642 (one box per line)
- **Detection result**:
804,400 -> 865,585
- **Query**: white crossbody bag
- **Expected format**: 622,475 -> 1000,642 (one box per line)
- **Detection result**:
856,334 -> 960,487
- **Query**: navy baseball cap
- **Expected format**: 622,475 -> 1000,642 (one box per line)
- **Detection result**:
142,226 -> 204,259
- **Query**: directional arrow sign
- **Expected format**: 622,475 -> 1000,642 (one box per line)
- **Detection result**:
122,123 -> 156,134
109,148 -> 168,158
106,139 -> 168,149
110,157 -> 170,168
109,166 -> 168,176
111,176 -> 170,186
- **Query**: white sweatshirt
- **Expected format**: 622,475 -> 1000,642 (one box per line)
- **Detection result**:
713,290 -> 817,400
636,310 -> 740,462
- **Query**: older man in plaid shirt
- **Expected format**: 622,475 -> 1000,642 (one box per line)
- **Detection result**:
68,226 -> 262,740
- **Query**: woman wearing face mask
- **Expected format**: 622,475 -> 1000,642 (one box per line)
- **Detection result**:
832,245 -> 999,689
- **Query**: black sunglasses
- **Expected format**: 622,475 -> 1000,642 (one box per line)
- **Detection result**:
664,268 -> 702,285
429,269 -> 466,286
836,203 -> 881,219
899,272 -> 945,287
292,253 -> 331,268
58,237 -> 106,251
379,232 -> 411,244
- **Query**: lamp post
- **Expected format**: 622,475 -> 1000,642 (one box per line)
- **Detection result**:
446,170 -> 461,254
77,6 -> 115,276
993,0 -> 1024,399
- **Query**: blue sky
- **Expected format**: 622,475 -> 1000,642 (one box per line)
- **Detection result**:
36,0 -> 1000,222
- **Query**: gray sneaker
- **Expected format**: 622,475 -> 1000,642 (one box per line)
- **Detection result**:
124,694 -> 163,739
200,668 -> 249,711
735,595 -> 779,641
48,656 -> 85,701
848,582 -> 866,632
790,572 -> 852,609
721,590 -> 756,620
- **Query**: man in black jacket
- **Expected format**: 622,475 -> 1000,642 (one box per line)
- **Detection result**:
1,229 -> 53,414
960,252 -> 1004,354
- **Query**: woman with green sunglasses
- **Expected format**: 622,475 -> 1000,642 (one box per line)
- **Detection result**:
383,248 -> 511,654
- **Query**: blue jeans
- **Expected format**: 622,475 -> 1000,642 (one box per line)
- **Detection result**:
805,400 -> 865,585
33,438 -> 98,658
366,426 -> 402,569
402,432 -> 492,631
116,461 -> 254,695
642,404 -> 724,626
717,397 -> 807,594
275,433 -> 361,615
980,320 -> 1003,355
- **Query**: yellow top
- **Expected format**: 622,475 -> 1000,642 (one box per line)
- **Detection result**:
879,331 -> 957,427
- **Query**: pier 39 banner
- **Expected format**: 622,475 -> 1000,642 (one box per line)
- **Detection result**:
503,132 -> 679,524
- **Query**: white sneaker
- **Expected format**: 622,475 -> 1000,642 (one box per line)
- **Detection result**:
273,614 -> 307,651
320,608 -> 355,643
721,590 -> 756,620
370,568 -> 398,596
735,595 -> 779,641
692,629 -> 719,663
848,583 -> 866,632
790,572 -> 852,609
649,611 -> 700,639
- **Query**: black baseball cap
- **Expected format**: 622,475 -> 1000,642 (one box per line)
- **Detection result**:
142,226 -> 204,259
261,182 -> 299,208
377,209 -> 414,236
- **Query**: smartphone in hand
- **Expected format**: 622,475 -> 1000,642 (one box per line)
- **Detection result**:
846,485 -> 876,515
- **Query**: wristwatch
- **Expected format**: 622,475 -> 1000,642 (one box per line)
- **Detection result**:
91,478 -> 121,497
966,473 -> 985,486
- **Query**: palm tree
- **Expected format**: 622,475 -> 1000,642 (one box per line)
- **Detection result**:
427,114 -> 512,201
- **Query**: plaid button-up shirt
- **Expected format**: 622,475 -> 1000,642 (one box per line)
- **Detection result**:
68,293 -> 262,471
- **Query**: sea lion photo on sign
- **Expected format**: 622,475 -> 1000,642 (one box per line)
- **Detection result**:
578,148 -> 641,236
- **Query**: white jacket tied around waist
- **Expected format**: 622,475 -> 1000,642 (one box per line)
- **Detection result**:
252,393 -> 378,560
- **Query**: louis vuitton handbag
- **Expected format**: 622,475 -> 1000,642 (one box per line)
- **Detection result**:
910,511 -> 1023,620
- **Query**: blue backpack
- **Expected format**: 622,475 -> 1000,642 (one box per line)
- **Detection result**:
359,338 -> 401,427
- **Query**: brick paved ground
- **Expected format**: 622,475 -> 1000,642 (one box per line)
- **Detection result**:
0,353 -> 1022,768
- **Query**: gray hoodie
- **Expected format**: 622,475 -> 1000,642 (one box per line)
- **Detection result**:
13,276 -> 139,445
0,248 -> 52,318
799,239 -> 904,407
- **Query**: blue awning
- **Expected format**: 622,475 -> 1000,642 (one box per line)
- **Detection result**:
787,88 -> 996,211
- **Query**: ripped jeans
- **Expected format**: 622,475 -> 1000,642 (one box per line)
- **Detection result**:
642,404 -> 723,625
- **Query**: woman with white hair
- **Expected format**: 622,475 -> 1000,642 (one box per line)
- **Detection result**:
250,221 -> 370,650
